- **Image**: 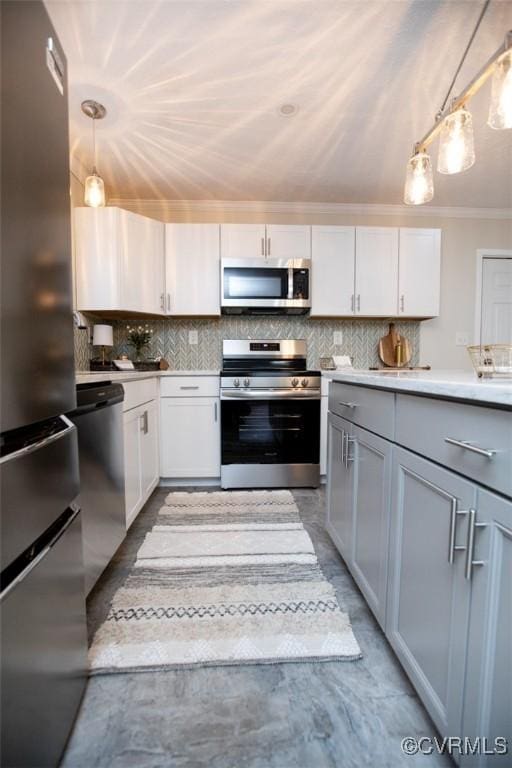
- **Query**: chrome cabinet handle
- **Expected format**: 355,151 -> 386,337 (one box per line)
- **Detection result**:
167,293 -> 171,312
339,429 -> 345,465
356,294 -> 361,311
214,401 -> 218,422
465,509 -> 486,580
448,498 -> 468,564
140,411 -> 148,434
261,237 -> 265,256
160,293 -> 165,311
338,401 -> 358,408
344,434 -> 355,468
267,237 -> 271,256
444,437 -> 497,459
180,385 -> 200,390
350,294 -> 355,312
400,294 -> 405,312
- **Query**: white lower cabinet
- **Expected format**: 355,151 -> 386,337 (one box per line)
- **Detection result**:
122,380 -> 159,529
160,396 -> 220,479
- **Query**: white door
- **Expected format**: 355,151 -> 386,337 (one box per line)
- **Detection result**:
355,227 -> 399,316
160,398 -> 220,477
398,228 -> 441,317
480,257 -> 512,344
165,224 -> 220,315
311,226 -> 355,315
140,400 -> 159,500
220,224 -> 266,260
120,210 -> 165,315
123,407 -> 142,528
265,225 -> 311,260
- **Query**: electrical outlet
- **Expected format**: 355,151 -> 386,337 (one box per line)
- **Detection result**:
333,331 -> 343,346
455,332 -> 469,347
188,330 -> 198,345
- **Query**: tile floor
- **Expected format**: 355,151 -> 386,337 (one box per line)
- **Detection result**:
62,487 -> 451,768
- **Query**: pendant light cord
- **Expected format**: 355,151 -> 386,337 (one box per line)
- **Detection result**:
92,115 -> 97,171
439,0 -> 491,114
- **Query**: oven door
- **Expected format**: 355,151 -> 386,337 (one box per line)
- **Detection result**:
221,397 -> 320,465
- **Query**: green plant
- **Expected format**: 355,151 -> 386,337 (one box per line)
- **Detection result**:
126,324 -> 153,359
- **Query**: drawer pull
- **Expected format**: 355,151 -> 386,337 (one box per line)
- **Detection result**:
338,401 -> 358,409
180,386 -> 200,390
444,437 -> 497,459
465,509 -> 486,580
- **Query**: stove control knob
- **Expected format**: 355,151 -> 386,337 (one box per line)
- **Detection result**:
291,378 -> 299,387
301,378 -> 309,387
234,378 -> 240,388
243,377 -> 250,387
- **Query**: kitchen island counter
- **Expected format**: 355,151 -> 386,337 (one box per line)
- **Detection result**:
76,370 -> 220,385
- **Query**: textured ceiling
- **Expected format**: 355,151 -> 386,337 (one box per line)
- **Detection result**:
46,0 -> 512,207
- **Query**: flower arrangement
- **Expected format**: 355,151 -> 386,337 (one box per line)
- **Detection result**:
126,324 -> 153,360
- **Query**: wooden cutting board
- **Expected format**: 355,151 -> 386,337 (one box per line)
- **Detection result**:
378,323 -> 412,368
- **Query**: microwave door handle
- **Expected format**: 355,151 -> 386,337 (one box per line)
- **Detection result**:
288,267 -> 294,299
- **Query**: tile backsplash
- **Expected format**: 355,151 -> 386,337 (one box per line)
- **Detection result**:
75,316 -> 420,371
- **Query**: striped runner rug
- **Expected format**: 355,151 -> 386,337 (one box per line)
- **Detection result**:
89,490 -> 361,672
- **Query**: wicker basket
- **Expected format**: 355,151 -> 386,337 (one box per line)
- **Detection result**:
467,344 -> 512,378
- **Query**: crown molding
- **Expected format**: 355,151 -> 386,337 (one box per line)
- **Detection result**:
108,198 -> 512,220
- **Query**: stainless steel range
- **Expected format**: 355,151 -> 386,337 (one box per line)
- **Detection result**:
220,340 -> 321,488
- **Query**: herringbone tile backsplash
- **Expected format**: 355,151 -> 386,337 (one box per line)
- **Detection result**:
75,316 -> 421,371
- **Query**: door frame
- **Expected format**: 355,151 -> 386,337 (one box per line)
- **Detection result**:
473,249 -> 512,344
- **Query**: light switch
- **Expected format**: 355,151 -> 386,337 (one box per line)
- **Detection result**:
333,331 -> 343,346
188,330 -> 198,345
455,332 -> 469,347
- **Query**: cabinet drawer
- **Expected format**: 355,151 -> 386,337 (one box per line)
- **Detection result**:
122,378 -> 158,412
329,381 -> 394,440
160,376 -> 219,398
396,394 -> 512,498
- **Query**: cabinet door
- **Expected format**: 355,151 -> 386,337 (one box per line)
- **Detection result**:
265,225 -> 311,260
120,210 -> 165,315
461,490 -> 512,767
123,407 -> 142,529
399,228 -> 441,317
387,447 -> 475,742
74,207 -> 121,311
220,224 -> 266,260
355,227 -> 398,316
351,425 -> 392,627
140,400 -> 159,502
160,397 -> 220,478
326,412 -> 354,563
311,226 -> 355,316
165,224 -> 220,315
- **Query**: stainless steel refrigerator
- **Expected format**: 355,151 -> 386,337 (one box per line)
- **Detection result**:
0,2 -> 88,766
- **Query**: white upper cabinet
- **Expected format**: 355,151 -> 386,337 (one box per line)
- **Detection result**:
355,227 -> 399,316
220,224 -> 266,259
74,207 -> 165,314
220,223 -> 310,260
311,226 -> 355,315
165,224 -> 220,315
398,228 -> 441,317
265,225 -> 311,260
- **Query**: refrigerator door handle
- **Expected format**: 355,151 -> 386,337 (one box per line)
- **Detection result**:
0,416 -> 75,465
0,505 -> 80,603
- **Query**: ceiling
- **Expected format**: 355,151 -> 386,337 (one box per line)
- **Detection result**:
46,0 -> 512,208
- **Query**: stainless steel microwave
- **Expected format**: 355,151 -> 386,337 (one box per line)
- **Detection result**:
221,258 -> 311,314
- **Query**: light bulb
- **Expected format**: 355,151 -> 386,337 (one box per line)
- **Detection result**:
488,51 -> 512,129
437,108 -> 475,174
404,151 -> 434,205
84,170 -> 106,207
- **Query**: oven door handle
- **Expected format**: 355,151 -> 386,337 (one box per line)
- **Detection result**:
221,389 -> 321,400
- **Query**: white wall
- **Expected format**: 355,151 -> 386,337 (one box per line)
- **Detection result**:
107,199 -> 512,370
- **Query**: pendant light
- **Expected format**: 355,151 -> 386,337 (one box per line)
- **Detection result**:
81,100 -> 107,207
403,149 -> 434,205
488,50 -> 512,129
437,107 -> 475,174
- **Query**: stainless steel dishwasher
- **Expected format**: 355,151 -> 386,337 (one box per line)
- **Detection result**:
68,382 -> 126,595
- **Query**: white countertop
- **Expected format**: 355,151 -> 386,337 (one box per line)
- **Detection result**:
328,369 -> 512,408
76,370 -> 219,385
